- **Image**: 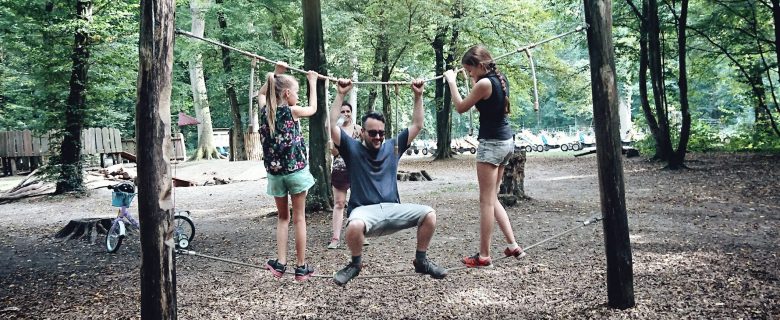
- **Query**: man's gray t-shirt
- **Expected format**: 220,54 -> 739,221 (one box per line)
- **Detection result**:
337,128 -> 410,215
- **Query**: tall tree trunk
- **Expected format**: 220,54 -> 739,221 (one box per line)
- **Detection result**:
646,0 -> 674,162
249,59 -> 259,132
366,31 -> 388,113
671,0 -> 690,169
633,0 -> 663,159
381,63 -> 392,136
432,27 -> 453,159
216,0 -> 247,161
349,58 -> 359,123
188,0 -> 221,160
749,63 -> 770,124
772,0 -> 780,84
137,0 -> 177,317
56,0 -> 92,194
584,0 -> 635,309
302,0 -> 332,212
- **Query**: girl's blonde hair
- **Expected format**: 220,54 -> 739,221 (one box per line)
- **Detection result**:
264,72 -> 297,129
461,45 -> 510,114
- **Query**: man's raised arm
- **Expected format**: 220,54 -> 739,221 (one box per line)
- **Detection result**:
329,79 -> 353,147
406,79 -> 425,143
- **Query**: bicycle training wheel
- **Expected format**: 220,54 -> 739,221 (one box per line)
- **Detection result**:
106,221 -> 124,253
173,215 -> 195,249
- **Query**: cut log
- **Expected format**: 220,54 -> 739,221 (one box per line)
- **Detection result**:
213,177 -> 231,185
498,150 -> 528,206
172,177 -> 197,187
120,151 -> 137,162
420,170 -> 433,181
54,218 -> 113,244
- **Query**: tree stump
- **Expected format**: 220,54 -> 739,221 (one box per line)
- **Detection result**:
498,149 -> 528,206
54,218 -> 113,244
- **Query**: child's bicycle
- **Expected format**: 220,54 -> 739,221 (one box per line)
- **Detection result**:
105,181 -> 196,253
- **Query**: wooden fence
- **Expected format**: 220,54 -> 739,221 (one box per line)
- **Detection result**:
0,128 -> 123,175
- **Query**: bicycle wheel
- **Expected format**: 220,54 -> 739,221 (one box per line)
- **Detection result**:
106,221 -> 124,253
173,215 -> 195,249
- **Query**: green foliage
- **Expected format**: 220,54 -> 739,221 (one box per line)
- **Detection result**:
721,121 -> 780,152
685,119 -> 723,152
2,0 -> 777,158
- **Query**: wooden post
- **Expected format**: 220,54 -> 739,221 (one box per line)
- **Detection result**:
137,0 -> 177,318
584,0 -> 635,309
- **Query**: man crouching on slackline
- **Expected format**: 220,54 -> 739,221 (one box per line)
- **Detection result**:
329,78 -> 447,286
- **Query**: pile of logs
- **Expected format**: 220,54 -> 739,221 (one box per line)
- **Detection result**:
0,164 -> 136,203
397,170 -> 433,181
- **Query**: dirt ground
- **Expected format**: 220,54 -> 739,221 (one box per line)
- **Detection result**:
0,152 -> 778,319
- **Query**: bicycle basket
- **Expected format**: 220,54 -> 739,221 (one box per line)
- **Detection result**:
112,190 -> 136,207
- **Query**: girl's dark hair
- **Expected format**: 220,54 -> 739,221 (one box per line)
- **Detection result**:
461,45 -> 511,114
361,111 -> 385,126
341,102 -> 353,111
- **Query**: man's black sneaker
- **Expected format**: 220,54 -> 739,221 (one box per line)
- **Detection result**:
294,264 -> 315,282
333,263 -> 361,286
413,259 -> 447,279
265,259 -> 286,278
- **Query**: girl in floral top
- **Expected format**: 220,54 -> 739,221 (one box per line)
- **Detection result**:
258,61 -> 319,281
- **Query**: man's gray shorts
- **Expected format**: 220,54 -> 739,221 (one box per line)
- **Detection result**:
347,203 -> 433,237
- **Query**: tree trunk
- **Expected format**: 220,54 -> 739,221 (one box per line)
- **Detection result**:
584,0 -> 635,309
216,0 -> 247,161
249,59 -> 259,132
772,0 -> 780,85
350,59 -> 358,121
381,68 -> 392,136
670,0 -> 690,169
634,0 -> 663,160
646,0 -> 674,162
366,31 -> 388,113
56,0 -> 92,194
188,0 -> 221,161
432,27 -> 453,160
302,0 -> 332,212
137,0 -> 177,317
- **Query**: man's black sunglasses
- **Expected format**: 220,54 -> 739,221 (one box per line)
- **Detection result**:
366,130 -> 385,137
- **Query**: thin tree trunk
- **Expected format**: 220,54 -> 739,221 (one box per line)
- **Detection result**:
671,0 -> 690,169
627,0 -> 663,159
366,31 -> 387,112
646,0 -> 673,162
772,0 -> 780,84
57,0 -> 92,194
432,27 -> 453,160
639,26 -> 663,159
302,0 -> 332,212
216,0 -> 247,161
137,0 -> 177,317
584,0 -> 635,309
350,57 -> 358,122
188,0 -> 221,160
249,59 -> 259,132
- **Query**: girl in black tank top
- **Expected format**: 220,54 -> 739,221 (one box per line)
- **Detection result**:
443,45 -> 525,268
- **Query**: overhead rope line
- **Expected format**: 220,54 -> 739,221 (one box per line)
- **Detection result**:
174,24 -> 587,85
176,215 -> 602,281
